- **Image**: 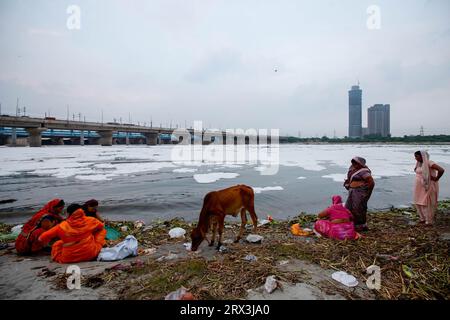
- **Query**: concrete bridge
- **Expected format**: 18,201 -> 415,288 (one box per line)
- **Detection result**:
0,115 -> 178,147
0,115 -> 281,147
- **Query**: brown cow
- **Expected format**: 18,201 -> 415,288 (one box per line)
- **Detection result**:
190,184 -> 258,251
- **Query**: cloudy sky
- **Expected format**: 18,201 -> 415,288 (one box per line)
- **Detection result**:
0,0 -> 449,137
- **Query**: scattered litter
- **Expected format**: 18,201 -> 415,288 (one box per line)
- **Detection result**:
218,245 -> 228,253
165,287 -> 195,300
223,239 -> 233,244
157,253 -> 179,262
105,225 -> 121,240
134,220 -> 145,229
246,234 -> 263,243
279,260 -> 289,266
169,227 -> 186,238
291,223 -> 313,236
257,219 -> 271,227
183,242 -> 192,251
402,265 -> 416,278
11,224 -> 23,235
403,211 -> 413,216
120,226 -> 128,232
141,248 -> 156,255
264,275 -> 279,293
97,235 -> 138,261
331,271 -> 359,287
143,225 -> 153,232
243,254 -> 257,262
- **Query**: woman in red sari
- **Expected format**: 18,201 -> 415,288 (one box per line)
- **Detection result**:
39,204 -> 106,263
15,199 -> 65,255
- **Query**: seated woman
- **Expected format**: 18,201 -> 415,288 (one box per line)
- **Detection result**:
15,199 -> 65,255
82,199 -> 103,222
314,195 -> 358,240
38,204 -> 106,263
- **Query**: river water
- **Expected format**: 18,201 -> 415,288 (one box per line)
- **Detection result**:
1,144 -> 449,224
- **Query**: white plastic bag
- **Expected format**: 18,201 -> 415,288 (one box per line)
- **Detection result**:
246,234 -> 263,243
11,224 -> 23,236
169,227 -> 186,238
97,235 -> 138,261
331,271 -> 359,287
264,275 -> 278,293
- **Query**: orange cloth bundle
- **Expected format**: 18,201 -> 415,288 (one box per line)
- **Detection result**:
290,223 -> 313,236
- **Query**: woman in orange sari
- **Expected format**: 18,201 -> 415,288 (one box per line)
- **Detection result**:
38,204 -> 106,263
15,199 -> 65,255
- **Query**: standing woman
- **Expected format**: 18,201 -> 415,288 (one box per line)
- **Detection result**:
414,151 -> 445,226
344,157 -> 375,231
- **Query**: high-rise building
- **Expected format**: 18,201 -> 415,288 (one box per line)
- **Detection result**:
368,104 -> 390,137
348,85 -> 362,138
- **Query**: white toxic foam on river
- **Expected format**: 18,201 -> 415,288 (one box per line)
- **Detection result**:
193,172 -> 240,183
252,186 -> 284,193
0,144 -> 449,181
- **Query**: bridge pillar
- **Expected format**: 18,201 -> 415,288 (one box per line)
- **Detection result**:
98,130 -> 113,146
125,132 -> 130,145
144,132 -> 158,145
26,127 -> 47,147
11,128 -> 17,146
80,130 -> 85,146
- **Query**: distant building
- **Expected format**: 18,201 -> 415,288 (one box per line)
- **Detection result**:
368,104 -> 390,137
362,127 -> 369,137
348,85 -> 362,138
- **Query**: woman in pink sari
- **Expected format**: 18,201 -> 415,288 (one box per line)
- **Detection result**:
414,151 -> 445,226
314,195 -> 358,240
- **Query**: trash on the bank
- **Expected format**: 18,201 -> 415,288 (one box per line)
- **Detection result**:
131,259 -> 144,268
246,234 -> 263,243
331,271 -> 359,287
134,220 -> 145,229
97,235 -> 138,261
402,265 -> 415,278
11,224 -> 23,236
223,239 -> 233,244
279,260 -> 289,266
168,227 -> 186,238
291,223 -> 313,236
243,254 -> 257,262
218,245 -> 228,253
258,219 -> 271,227
165,287 -> 195,300
183,242 -> 192,251
141,248 -> 156,255
264,275 -> 278,293
105,225 -> 121,240
120,226 -> 128,232
156,253 -> 179,262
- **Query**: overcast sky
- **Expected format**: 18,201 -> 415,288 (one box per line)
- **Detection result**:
0,0 -> 449,137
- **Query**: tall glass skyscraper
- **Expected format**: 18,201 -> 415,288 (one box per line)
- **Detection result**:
348,85 -> 362,138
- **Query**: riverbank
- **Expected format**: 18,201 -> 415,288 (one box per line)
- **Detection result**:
1,201 -> 449,300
